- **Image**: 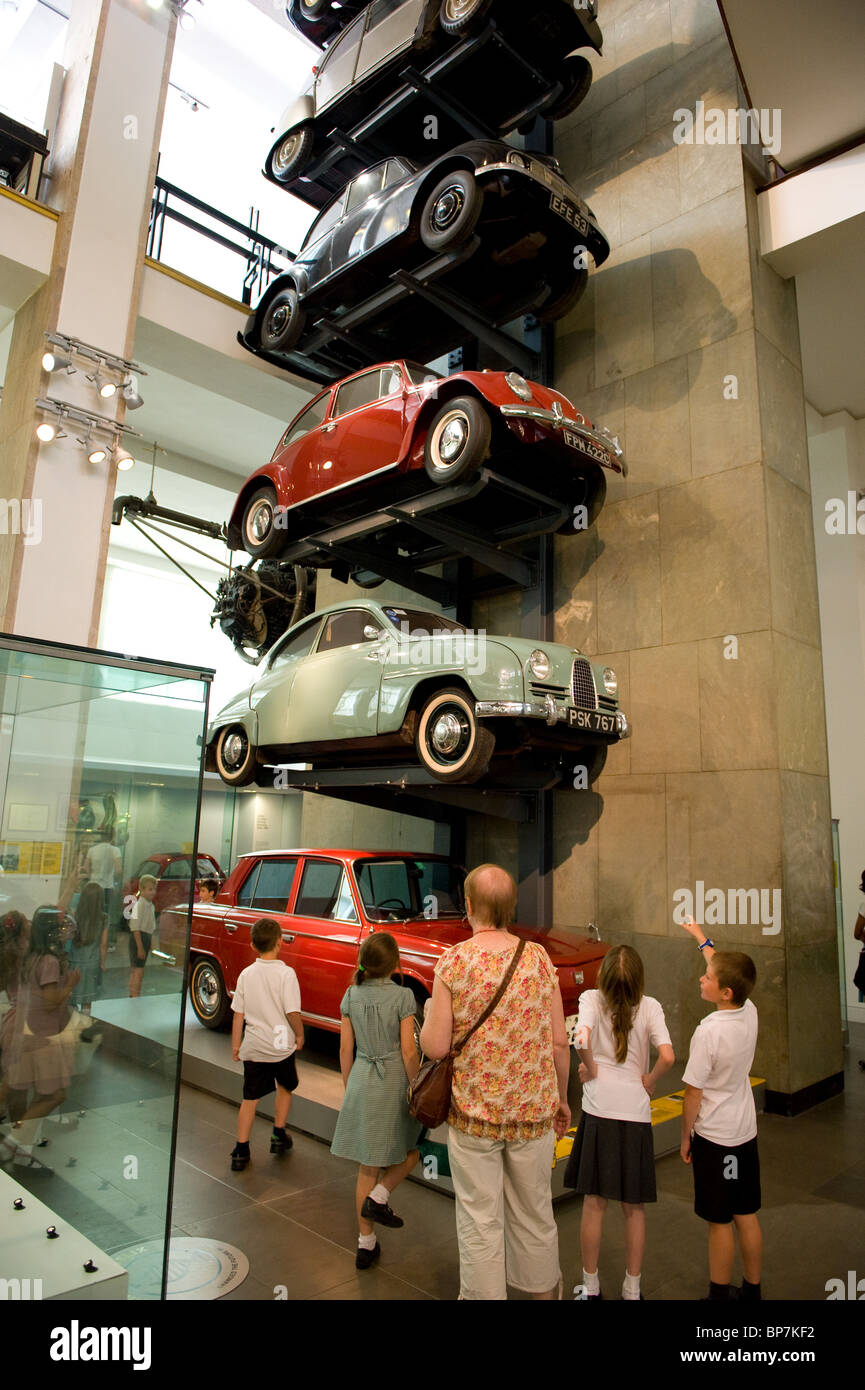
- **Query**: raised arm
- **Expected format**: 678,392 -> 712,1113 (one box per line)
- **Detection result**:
682,914 -> 714,962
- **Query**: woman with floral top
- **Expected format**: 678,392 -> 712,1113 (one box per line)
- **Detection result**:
420,863 -> 571,1300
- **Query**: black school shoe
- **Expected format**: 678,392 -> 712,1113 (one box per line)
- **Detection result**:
270,1129 -> 293,1154
356,1241 -> 381,1270
230,1145 -> 250,1171
361,1196 -> 404,1228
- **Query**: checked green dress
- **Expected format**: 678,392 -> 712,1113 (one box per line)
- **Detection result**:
330,978 -> 423,1168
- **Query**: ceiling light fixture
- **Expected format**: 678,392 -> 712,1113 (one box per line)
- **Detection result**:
35,397 -> 141,465
42,332 -> 147,397
90,367 -> 117,400
114,448 -> 136,472
121,374 -> 144,410
41,349 -> 74,374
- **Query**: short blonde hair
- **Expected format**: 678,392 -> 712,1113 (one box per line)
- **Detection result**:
138,875 -> 157,893
464,864 -> 517,929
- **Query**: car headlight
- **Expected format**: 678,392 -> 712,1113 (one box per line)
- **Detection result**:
506,151 -> 530,169
505,371 -> 532,402
528,650 -> 551,680
603,667 -> 617,695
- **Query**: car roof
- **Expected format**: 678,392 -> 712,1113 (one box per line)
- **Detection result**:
236,849 -> 454,861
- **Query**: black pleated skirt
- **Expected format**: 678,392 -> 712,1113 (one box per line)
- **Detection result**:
563,1111 -> 657,1204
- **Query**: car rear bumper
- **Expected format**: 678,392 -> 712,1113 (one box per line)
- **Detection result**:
499,403 -> 626,475
475,698 -> 631,739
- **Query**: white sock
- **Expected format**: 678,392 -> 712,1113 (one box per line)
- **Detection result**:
358,1232 -> 377,1250
582,1268 -> 600,1296
623,1271 -> 641,1300
369,1183 -> 389,1205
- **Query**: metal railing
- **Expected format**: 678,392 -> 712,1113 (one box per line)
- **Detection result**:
146,169 -> 294,305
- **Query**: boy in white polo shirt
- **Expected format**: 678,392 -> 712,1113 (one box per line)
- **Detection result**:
230,917 -> 304,1172
680,918 -> 762,1302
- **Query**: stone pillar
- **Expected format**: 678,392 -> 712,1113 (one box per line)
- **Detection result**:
549,0 -> 841,1109
0,0 -> 175,646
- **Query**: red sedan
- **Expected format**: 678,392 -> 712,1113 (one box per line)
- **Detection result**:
159,849 -> 609,1033
226,360 -> 626,559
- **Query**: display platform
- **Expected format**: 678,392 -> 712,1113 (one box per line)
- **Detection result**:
96,999 -> 765,1204
0,1168 -> 128,1301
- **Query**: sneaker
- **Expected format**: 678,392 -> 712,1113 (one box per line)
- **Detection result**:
361,1195 -> 404,1228
230,1145 -> 250,1172
270,1130 -> 293,1154
355,1241 -> 381,1270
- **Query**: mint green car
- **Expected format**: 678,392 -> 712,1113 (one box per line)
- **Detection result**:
207,600 -> 630,786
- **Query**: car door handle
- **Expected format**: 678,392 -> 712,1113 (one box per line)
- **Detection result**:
224,920 -> 245,934
281,932 -> 295,943
321,422 -> 336,432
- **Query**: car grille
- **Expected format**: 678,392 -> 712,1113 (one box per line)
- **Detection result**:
599,694 -> 617,712
571,658 -> 598,710
530,682 -> 567,701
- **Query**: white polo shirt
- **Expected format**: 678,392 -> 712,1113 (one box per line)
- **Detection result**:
577,990 -> 672,1124
683,999 -> 758,1146
232,959 -> 302,1063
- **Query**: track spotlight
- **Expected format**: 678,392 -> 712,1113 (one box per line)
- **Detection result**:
89,368 -> 117,400
36,421 -> 57,442
122,374 -> 144,410
42,350 -> 74,374
115,450 -> 136,472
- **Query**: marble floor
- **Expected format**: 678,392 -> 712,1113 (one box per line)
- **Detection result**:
171,1022 -> 865,1301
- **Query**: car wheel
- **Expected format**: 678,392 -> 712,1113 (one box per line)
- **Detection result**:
419,169 -> 483,252
438,0 -> 493,36
241,485 -> 285,559
297,0 -> 329,16
535,269 -> 588,324
423,396 -> 491,485
556,469 -> 607,535
189,957 -> 232,1030
416,687 -> 495,783
214,724 -> 258,786
543,54 -> 593,121
268,124 -> 314,183
258,285 -> 306,355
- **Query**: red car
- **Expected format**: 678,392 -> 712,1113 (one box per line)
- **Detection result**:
226,360 -> 625,560
159,848 -> 609,1033
123,852 -> 224,916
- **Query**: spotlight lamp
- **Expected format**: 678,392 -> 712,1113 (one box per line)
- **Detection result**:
35,397 -> 141,465
41,332 -> 147,404
122,374 -> 144,410
114,448 -> 136,472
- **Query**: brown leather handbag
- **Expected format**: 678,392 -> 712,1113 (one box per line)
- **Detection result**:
408,937 -> 526,1129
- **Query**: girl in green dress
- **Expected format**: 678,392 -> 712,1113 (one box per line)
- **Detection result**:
331,932 -> 422,1269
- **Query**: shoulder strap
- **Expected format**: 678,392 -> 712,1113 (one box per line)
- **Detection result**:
452,938 -> 526,1057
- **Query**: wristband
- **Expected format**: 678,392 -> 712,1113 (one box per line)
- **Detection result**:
698,938 -> 714,951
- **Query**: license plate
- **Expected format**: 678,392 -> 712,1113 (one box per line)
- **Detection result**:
550,192 -> 589,237
563,431 -> 607,464
567,708 -> 617,735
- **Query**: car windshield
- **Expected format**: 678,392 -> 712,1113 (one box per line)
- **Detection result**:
353,858 -> 465,921
381,606 -> 467,636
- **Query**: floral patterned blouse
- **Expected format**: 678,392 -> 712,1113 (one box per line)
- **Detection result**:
435,937 -> 559,1141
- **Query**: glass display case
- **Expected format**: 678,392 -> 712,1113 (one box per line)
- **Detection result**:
0,634 -> 211,1300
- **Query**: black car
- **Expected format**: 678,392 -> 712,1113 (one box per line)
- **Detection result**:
267,0 -> 603,200
241,141 -> 610,370
284,0 -> 367,49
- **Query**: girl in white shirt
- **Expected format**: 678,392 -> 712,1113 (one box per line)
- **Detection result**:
564,945 -> 674,1302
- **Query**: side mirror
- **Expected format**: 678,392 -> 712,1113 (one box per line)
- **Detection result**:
363,624 -> 383,641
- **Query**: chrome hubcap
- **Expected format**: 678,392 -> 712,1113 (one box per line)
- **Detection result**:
223,731 -> 246,767
248,501 -> 273,541
432,712 -> 463,754
195,966 -> 219,1015
275,134 -> 300,171
432,186 -> 465,231
433,412 -> 469,467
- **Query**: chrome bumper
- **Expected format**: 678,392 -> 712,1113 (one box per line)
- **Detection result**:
499,404 -> 627,476
475,698 -> 631,738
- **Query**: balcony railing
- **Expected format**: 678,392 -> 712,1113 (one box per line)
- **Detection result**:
147,171 -> 293,306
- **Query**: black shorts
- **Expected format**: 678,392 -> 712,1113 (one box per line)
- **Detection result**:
242,1055 -> 299,1101
691,1131 -> 761,1224
128,933 -> 151,968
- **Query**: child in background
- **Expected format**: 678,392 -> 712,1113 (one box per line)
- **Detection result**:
565,944 -> 674,1301
230,917 -> 303,1171
680,917 -> 762,1301
198,878 -> 219,905
331,932 -> 421,1270
68,882 -> 108,1014
128,874 -> 157,998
